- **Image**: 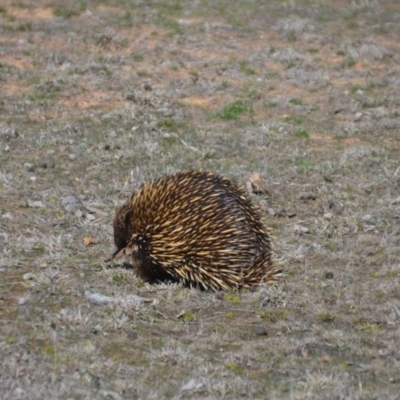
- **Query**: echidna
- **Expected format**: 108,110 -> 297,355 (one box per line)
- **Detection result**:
109,170 -> 281,290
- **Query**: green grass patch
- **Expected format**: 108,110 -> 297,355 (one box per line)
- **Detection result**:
224,293 -> 241,304
112,275 -> 126,283
294,129 -> 309,138
239,60 -> 256,75
317,312 -> 335,323
28,91 -> 57,102
132,53 -> 144,62
226,363 -> 244,375
50,2 -> 87,19
157,119 -> 178,131
7,335 -> 15,345
214,100 -> 250,120
289,97 -> 307,106
259,309 -> 290,322
180,311 -> 196,322
283,114 -> 308,125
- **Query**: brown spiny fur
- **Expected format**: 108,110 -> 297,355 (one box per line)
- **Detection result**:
110,170 -> 282,290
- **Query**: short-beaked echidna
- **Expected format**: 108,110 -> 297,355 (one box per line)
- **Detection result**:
109,170 -> 281,290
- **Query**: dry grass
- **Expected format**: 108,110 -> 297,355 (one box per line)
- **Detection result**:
1,0 -> 400,398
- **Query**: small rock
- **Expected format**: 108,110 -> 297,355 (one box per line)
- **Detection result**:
362,214 -> 372,222
23,273 -> 36,281
354,112 -> 363,122
369,106 -> 388,118
68,154 -> 76,161
311,242 -> 322,251
268,208 -> 276,216
18,297 -> 26,306
27,200 -> 46,208
255,326 -> 268,336
294,224 -> 310,234
392,196 -> 400,205
109,130 -> 117,139
181,379 -> 205,392
161,108 -> 174,117
61,194 -> 79,211
127,331 -> 138,340
324,212 -> 333,220
363,225 -> 377,233
13,388 -> 25,397
85,213 -> 96,221
325,272 -> 334,279
24,163 -> 35,172
143,83 -> 152,91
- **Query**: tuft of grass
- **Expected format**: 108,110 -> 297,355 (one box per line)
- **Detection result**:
289,97 -> 307,106
214,100 -> 250,120
180,311 -> 196,322
226,363 -> 244,375
50,2 -> 87,19
284,114 -> 308,125
239,60 -> 256,75
157,119 -> 178,131
340,57 -> 357,69
112,275 -> 126,283
259,309 -> 290,322
132,53 -> 144,62
317,312 -> 335,323
224,293 -> 241,304
294,128 -> 309,138
6,335 -> 15,345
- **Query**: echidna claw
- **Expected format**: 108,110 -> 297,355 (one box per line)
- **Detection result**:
105,247 -> 133,262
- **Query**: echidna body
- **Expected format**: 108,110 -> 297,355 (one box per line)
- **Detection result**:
111,170 -> 281,290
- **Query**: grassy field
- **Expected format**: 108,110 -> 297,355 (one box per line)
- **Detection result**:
1,0 -> 400,398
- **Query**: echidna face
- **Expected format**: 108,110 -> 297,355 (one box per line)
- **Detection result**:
113,213 -> 127,250
111,205 -> 132,257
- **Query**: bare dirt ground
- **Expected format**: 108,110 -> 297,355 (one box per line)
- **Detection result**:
1,0 -> 400,398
